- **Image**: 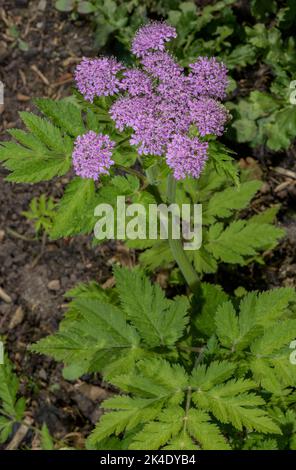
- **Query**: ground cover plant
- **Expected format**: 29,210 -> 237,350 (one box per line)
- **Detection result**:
1,18 -> 296,451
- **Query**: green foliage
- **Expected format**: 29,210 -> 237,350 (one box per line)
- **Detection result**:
55,0 -> 96,14
31,267 -> 189,380
49,178 -> 99,239
213,288 -> 296,397
31,267 -> 296,450
128,162 -> 284,277
229,91 -> 296,151
92,1 -> 181,50
87,357 -> 280,450
34,98 -> 86,137
0,96 -> 117,187
0,353 -> 26,444
40,423 -> 55,450
0,98 -> 88,183
166,1 -> 296,151
7,24 -> 30,53
22,194 -> 56,235
0,119 -> 72,183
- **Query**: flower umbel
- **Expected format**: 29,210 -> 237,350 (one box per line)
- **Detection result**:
72,131 -> 115,180
120,69 -> 153,96
132,22 -> 177,58
189,97 -> 229,136
141,51 -> 183,81
189,56 -> 228,99
74,57 -> 123,102
166,134 -> 209,180
74,22 -> 229,181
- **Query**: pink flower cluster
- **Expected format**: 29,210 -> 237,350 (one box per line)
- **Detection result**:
131,22 -> 177,57
73,22 -> 229,180
74,57 -> 123,103
72,131 -> 115,180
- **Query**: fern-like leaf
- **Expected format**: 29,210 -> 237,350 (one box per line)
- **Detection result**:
114,267 -> 189,347
129,407 -> 184,450
0,355 -> 26,443
187,409 -> 230,450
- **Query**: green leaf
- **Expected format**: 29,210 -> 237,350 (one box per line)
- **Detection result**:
112,359 -> 187,404
266,107 -> 296,151
0,355 -> 26,444
20,112 -> 66,153
31,268 -> 191,381
164,432 -> 199,450
55,0 -> 75,12
225,44 -> 257,69
194,283 -> 229,337
31,298 -> 140,378
207,221 -> 284,264
129,407 -> 184,450
138,241 -> 174,271
190,361 -> 236,390
88,396 -> 161,447
232,119 -> 257,142
187,409 -> 230,450
192,246 -> 218,274
35,99 -> 85,137
40,423 -> 54,450
239,288 -> 295,330
215,301 -> 239,348
192,379 -> 281,434
50,178 -> 98,239
22,195 -> 56,235
114,267 -> 189,347
18,39 -> 29,52
208,142 -> 239,186
249,205 -> 281,224
0,139 -> 71,184
214,288 -> 295,353
78,1 -> 97,14
204,180 -> 262,223
112,147 -> 138,167
251,320 -> 296,355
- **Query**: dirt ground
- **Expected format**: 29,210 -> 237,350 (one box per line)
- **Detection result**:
0,0 -> 295,449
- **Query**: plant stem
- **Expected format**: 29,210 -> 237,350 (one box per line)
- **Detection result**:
6,227 -> 37,242
182,385 -> 192,435
167,173 -> 200,293
115,135 -> 131,147
115,164 -> 147,185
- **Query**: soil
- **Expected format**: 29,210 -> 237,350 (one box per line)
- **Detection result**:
0,0 -> 295,450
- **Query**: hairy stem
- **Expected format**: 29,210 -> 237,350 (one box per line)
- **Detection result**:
167,173 -> 200,293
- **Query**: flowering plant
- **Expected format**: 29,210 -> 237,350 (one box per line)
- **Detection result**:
0,22 -> 283,290
1,23 -> 295,451
74,23 -> 228,180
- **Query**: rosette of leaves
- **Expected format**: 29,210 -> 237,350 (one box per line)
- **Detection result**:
31,267 -> 296,450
